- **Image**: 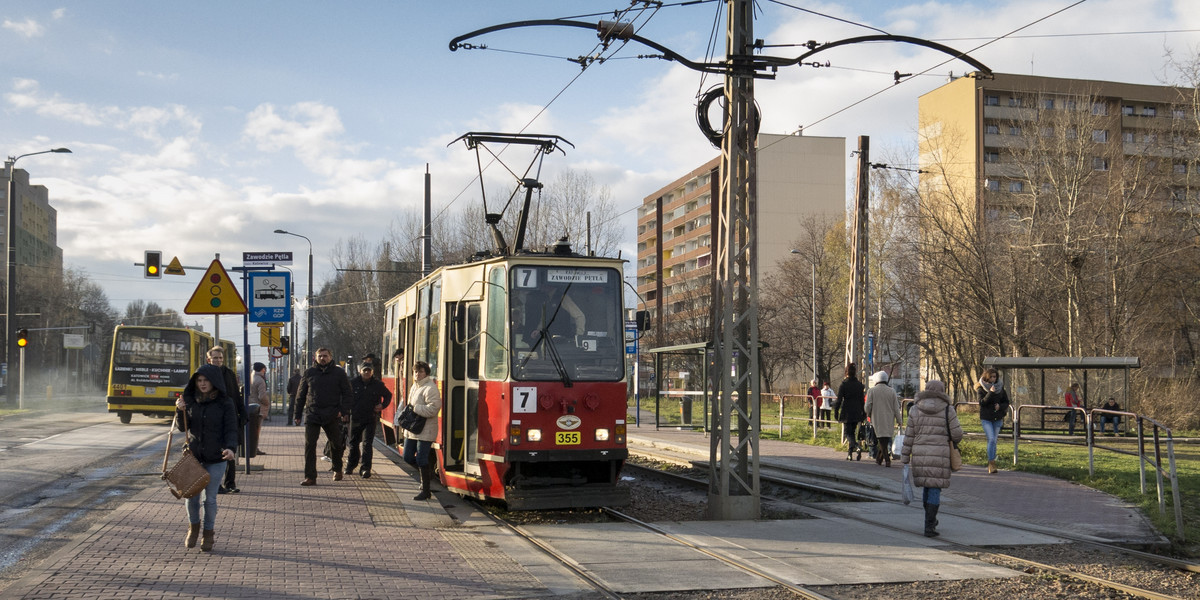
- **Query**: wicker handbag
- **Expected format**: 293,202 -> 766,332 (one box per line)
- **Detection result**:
945,406 -> 962,472
162,407 -> 211,499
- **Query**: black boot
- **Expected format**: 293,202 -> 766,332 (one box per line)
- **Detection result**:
923,503 -> 940,537
413,464 -> 433,501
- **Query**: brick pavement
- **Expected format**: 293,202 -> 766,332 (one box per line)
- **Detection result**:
4,419 -> 551,600
629,426 -> 1165,544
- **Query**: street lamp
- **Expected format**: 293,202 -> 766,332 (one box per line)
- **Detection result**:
273,229 -> 312,363
6,147 -> 71,403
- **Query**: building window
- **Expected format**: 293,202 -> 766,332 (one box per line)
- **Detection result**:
1009,181 -> 1025,193
1066,127 -> 1078,139
1092,129 -> 1108,143
1008,97 -> 1022,107
1043,98 -> 1055,110
985,124 -> 1000,135
984,95 -> 1000,106
1092,102 -> 1107,116
1122,105 -> 1134,116
1093,157 -> 1109,171
1175,163 -> 1189,174
985,179 -> 1000,191
1173,108 -> 1186,119
1009,126 -> 1022,136
1143,106 -> 1157,117
984,151 -> 1000,163
1121,131 -> 1134,143
1065,100 -> 1077,110
1144,132 -> 1158,143
1040,127 -> 1054,137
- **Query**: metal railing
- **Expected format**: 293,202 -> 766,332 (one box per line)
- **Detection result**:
1011,403 -> 1183,540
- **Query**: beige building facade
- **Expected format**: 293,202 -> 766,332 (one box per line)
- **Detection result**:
635,133 -> 845,342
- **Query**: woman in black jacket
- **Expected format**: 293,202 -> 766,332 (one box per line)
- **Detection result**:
976,367 -> 1010,474
833,363 -> 866,461
175,363 -> 238,552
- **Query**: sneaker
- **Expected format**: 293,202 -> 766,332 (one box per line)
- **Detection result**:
320,456 -> 331,462
227,486 -> 240,493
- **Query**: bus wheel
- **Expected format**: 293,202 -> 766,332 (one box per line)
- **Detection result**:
119,411 -> 132,424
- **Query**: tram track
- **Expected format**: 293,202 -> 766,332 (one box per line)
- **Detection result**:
624,452 -> 1200,600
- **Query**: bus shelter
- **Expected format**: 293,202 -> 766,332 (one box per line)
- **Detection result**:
639,342 -> 710,431
982,356 -> 1139,430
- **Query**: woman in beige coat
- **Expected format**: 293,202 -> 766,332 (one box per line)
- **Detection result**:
402,361 -> 442,500
900,380 -> 963,537
864,371 -> 901,467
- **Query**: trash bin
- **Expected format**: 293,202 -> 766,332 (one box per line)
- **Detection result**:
246,403 -> 262,457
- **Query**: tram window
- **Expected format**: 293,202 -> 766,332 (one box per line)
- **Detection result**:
467,304 -> 481,380
483,267 -> 508,380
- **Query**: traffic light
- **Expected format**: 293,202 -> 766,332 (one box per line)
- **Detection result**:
279,335 -> 290,355
144,250 -> 162,279
16,328 -> 28,348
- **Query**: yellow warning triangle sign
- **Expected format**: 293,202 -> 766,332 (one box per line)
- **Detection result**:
184,259 -> 248,315
164,256 -> 186,275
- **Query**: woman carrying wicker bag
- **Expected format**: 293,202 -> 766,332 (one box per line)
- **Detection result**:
175,363 -> 238,551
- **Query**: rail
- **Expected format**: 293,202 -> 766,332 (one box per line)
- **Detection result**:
1012,403 -> 1184,540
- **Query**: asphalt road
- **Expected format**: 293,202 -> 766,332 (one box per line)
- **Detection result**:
0,398 -> 171,591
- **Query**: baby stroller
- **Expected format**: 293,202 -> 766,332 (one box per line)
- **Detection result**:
859,422 -> 879,461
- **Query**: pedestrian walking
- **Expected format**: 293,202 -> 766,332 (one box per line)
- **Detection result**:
819,382 -> 835,429
864,371 -> 901,467
174,363 -> 238,552
404,360 -> 441,500
900,380 -> 963,537
976,367 -> 1010,474
294,348 -> 353,486
205,347 -> 244,494
832,363 -> 866,460
250,362 -> 269,452
346,361 -> 392,478
286,368 -> 302,424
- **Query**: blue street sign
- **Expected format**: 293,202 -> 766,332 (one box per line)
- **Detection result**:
248,271 -> 292,323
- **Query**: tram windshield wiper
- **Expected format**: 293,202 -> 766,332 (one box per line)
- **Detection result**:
520,326 -> 573,387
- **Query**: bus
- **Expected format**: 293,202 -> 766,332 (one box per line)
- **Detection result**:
107,325 -> 215,424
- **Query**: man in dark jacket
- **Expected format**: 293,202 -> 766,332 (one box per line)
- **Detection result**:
206,347 -> 245,494
286,368 -> 302,425
345,361 -> 392,478
294,348 -> 353,485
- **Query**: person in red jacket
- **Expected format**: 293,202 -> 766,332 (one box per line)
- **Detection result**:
1064,382 -> 1082,436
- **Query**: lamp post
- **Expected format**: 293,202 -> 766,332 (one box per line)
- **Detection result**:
273,230 -> 312,363
5,147 -> 71,403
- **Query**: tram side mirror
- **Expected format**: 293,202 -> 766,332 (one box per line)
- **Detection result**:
636,310 -> 651,332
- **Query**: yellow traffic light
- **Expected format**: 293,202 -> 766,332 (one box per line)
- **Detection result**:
144,250 -> 162,279
279,335 -> 290,355
16,328 -> 28,348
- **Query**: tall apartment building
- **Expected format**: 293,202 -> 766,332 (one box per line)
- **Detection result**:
1,167 -> 65,289
635,133 -> 845,344
918,72 -> 1194,220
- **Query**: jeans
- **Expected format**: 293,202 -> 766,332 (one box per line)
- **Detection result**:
1067,410 -> 1077,436
1100,415 -> 1121,433
922,486 -> 941,506
403,438 -> 433,467
305,418 -> 345,479
981,418 -> 1004,461
842,422 -> 860,452
346,418 -> 378,472
186,461 -> 227,530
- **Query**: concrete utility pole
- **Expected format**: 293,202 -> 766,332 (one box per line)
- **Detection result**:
707,0 -> 761,520
845,136 -> 870,372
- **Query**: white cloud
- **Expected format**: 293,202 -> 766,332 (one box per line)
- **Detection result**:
5,79 -> 203,143
3,18 -> 44,38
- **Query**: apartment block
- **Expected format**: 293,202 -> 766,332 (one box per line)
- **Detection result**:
635,133 -> 846,342
2,167 -> 64,278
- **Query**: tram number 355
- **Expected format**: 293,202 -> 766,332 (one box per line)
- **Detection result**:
556,431 -> 581,445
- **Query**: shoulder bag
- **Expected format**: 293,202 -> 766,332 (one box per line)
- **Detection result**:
397,404 -> 426,434
162,407 -> 211,499
945,405 -> 962,471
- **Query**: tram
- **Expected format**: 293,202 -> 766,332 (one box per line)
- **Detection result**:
106,325 -> 234,424
377,132 -> 641,509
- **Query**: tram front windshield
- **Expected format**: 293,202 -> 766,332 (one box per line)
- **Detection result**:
509,266 -> 623,382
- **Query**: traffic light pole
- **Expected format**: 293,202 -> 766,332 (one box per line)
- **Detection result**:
17,345 -> 24,410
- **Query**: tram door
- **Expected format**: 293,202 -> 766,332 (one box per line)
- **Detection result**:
447,302 -> 482,476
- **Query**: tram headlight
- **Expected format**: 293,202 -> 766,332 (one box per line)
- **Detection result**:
526,428 -> 542,442
595,428 -> 610,442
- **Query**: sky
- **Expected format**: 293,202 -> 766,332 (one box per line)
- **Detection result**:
3,0 -> 1199,366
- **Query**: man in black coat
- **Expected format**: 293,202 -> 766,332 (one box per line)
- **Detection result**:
206,348 -> 245,493
345,361 -> 392,478
294,348 -> 353,485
